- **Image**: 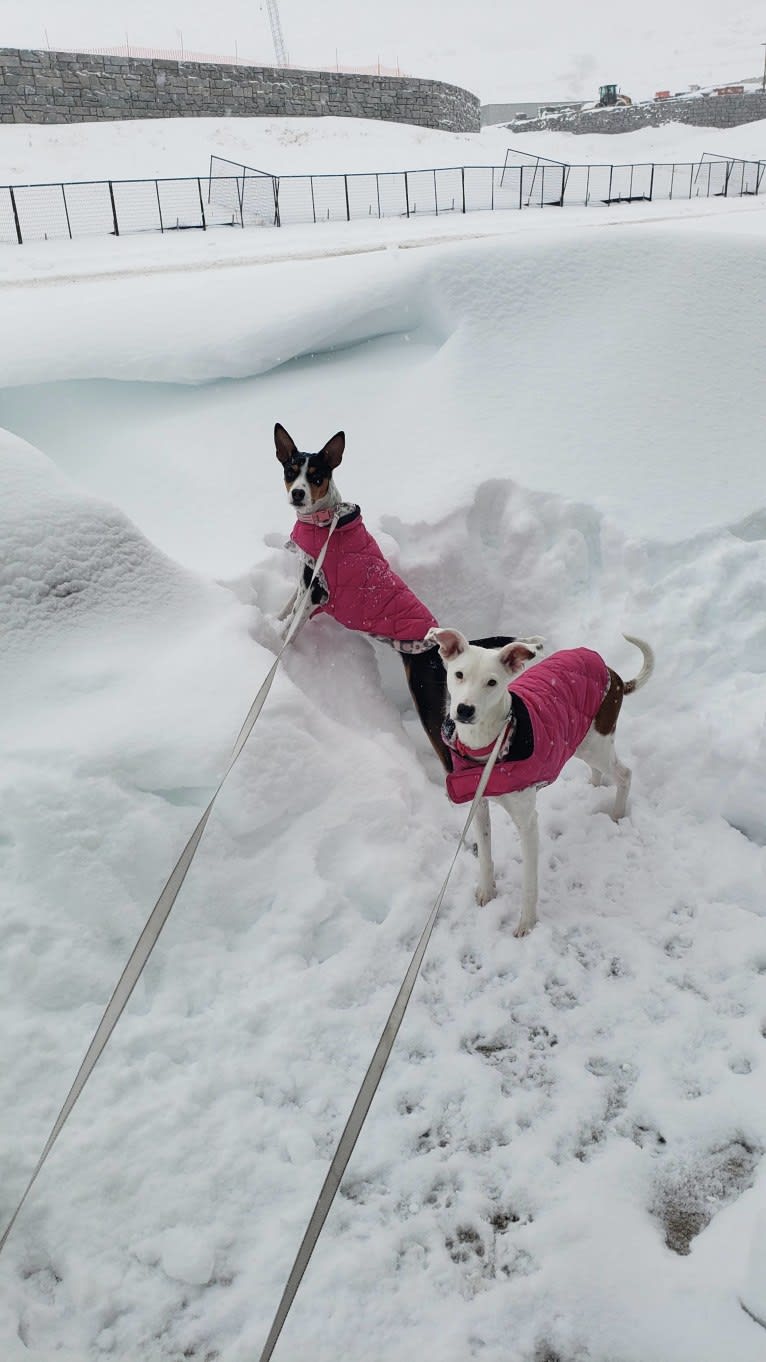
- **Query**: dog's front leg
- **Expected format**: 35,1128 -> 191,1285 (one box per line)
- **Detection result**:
278,578 -> 311,639
503,789 -> 539,936
472,798 -> 496,906
277,586 -> 299,622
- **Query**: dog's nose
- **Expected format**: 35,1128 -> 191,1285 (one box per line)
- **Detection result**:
291,488 -> 306,504
456,703 -> 475,722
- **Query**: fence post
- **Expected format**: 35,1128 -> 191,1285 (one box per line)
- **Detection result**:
108,180 -> 119,236
273,178 -> 281,228
461,166 -> 466,213
155,179 -> 164,232
310,175 -> 316,224
61,184 -> 72,239
197,178 -> 207,230
607,165 -> 613,203
585,164 -> 590,205
8,187 -> 22,245
669,163 -> 675,200
375,173 -> 381,219
648,164 -> 655,201
518,167 -> 523,210
490,167 -> 494,212
404,171 -> 410,218
344,174 -> 350,221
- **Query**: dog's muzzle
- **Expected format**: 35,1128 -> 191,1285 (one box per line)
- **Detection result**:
456,703 -> 475,722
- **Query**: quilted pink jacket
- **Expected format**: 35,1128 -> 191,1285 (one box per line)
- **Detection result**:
291,507 -> 437,642
445,649 -> 609,804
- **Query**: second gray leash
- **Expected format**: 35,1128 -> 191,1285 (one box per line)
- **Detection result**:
257,718 -> 511,1362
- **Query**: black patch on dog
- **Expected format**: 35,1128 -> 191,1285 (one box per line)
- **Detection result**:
470,635 -> 517,650
282,453 -> 307,484
305,454 -> 332,488
505,696 -> 534,761
302,563 -> 327,605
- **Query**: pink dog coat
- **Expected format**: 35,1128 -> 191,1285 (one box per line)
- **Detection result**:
290,505 -> 438,645
443,648 -> 610,804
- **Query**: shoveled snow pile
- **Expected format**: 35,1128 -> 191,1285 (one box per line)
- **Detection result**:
0,218 -> 764,1362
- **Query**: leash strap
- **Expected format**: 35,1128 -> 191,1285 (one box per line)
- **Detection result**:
0,514 -> 340,1256
257,718 -> 511,1362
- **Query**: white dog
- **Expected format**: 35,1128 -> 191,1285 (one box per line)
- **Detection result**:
427,629 -> 654,936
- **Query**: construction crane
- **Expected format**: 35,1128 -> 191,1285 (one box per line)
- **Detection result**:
265,0 -> 288,66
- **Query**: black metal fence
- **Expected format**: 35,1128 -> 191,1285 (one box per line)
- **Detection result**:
2,151 -> 764,246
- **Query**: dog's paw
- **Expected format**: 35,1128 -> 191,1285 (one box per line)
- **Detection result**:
513,917 -> 536,938
476,883 -> 496,907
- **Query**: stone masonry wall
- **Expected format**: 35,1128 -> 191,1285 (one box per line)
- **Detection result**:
510,93 -> 766,135
0,47 -> 479,133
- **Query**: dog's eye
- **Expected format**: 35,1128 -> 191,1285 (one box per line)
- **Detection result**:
487,678 -> 498,687
455,671 -> 463,680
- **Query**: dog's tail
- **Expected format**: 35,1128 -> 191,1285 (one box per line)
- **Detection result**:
622,635 -> 654,694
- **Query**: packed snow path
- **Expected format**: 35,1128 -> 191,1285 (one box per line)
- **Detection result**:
0,221 -> 764,1362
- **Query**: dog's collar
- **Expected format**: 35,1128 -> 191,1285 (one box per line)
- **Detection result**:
295,501 -> 360,529
295,506 -> 337,527
452,704 -> 514,761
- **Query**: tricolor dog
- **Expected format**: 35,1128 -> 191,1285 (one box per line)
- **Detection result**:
275,422 -> 455,767
427,628 -> 654,937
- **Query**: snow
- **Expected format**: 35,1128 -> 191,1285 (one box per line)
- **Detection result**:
3,113 -> 766,189
0,114 -> 765,1362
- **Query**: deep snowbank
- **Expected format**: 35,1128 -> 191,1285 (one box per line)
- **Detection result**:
1,227 -> 764,547
0,219 -> 764,1362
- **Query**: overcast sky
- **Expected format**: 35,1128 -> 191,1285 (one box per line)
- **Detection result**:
2,0 -> 763,102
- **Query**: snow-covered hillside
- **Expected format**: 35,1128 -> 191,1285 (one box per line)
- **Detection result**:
1,165 -> 765,1362
2,113 -> 766,187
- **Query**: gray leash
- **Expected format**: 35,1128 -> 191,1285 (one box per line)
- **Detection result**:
257,718 -> 511,1362
0,514 -> 340,1256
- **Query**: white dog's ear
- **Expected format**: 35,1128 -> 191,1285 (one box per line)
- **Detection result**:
275,423 -> 298,464
499,640 -> 539,674
320,431 -> 345,469
426,627 -> 469,661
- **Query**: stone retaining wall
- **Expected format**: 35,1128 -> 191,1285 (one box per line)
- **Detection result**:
510,93 -> 766,135
0,46 -> 480,133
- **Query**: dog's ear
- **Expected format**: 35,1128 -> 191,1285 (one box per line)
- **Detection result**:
499,640 -> 540,674
275,423 -> 298,465
426,627 -> 469,661
319,431 -> 345,470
